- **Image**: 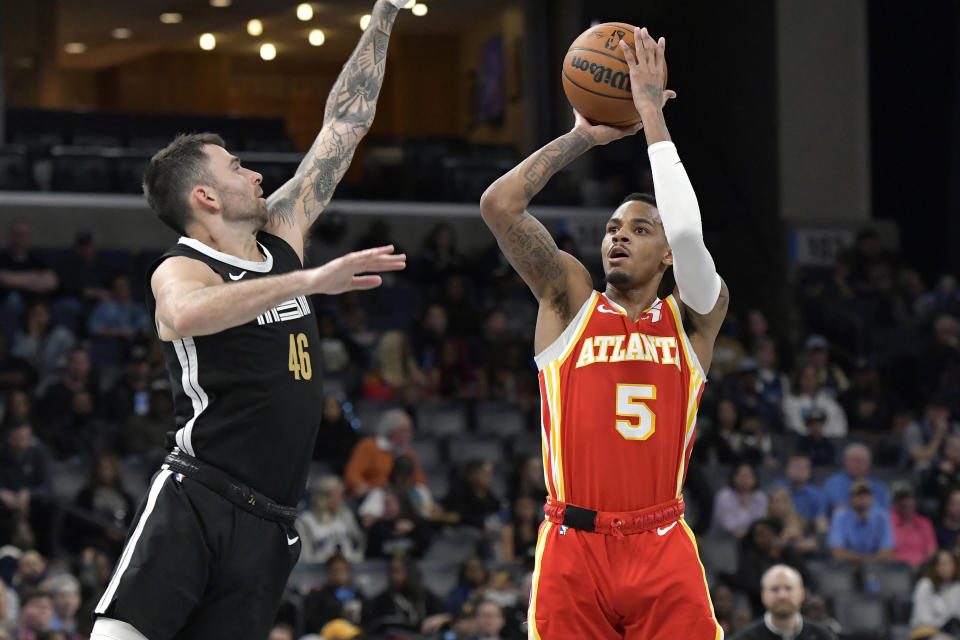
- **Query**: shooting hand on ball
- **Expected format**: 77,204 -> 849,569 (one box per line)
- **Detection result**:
620,28 -> 676,116
572,109 -> 641,146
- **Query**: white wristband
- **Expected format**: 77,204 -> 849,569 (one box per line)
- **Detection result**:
387,0 -> 414,8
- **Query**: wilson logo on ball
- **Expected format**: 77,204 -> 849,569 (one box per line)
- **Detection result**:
569,56 -> 631,93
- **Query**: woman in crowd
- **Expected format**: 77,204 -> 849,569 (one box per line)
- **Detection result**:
712,463 -> 768,538
295,475 -> 364,564
911,549 -> 960,636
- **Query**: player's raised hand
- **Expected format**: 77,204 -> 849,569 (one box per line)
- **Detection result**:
307,245 -> 406,295
620,28 -> 676,115
571,109 -> 641,146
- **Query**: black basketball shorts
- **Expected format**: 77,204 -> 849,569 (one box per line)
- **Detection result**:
94,469 -> 302,640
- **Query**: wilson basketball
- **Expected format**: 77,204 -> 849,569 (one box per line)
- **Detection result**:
562,22 -> 667,127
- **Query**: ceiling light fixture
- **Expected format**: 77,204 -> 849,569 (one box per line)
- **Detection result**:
360,14 -> 371,30
309,29 -> 325,46
111,28 -> 132,39
210,0 -> 232,6
260,43 -> 277,61
247,19 -> 263,36
199,33 -> 216,50
64,42 -> 86,54
412,3 -> 428,16
159,13 -> 183,24
296,4 -> 313,21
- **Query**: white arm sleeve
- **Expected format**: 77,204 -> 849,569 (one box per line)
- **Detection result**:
647,141 -> 722,314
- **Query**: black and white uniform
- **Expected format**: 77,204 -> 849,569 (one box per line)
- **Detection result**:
94,232 -> 323,640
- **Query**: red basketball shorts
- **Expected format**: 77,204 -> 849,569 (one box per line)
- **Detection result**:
527,518 -> 722,639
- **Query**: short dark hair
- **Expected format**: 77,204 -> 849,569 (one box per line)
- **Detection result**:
620,192 -> 658,208
143,133 -> 225,236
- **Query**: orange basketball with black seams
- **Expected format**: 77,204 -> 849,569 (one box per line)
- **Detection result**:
562,22 -> 668,127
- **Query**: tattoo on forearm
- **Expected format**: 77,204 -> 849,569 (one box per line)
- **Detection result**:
520,130 -> 593,200
500,214 -> 571,321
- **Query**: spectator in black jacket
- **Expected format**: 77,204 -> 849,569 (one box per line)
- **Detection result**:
363,557 -> 450,636
303,554 -> 365,632
729,565 -> 836,639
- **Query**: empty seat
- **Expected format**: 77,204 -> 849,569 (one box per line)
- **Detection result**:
353,559 -> 390,599
806,560 -> 856,600
833,594 -> 888,632
354,399 -> 400,432
698,535 -> 738,576
411,438 -> 441,469
448,436 -> 503,466
475,401 -> 526,438
423,536 -> 477,565
287,562 -> 326,593
425,468 -> 451,501
510,431 -> 542,458
862,561 -> 913,600
419,561 -> 459,599
416,401 -> 468,437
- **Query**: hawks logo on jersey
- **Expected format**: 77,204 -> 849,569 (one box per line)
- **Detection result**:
535,291 -> 706,512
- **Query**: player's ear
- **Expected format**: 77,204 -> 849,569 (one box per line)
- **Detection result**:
192,185 -> 220,213
662,246 -> 673,267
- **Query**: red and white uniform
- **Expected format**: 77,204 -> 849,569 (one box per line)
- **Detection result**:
529,291 -> 722,640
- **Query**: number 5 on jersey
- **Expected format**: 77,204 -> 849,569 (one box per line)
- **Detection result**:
288,333 -> 312,380
616,384 -> 656,440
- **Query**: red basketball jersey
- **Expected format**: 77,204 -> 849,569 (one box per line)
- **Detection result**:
536,291 -> 706,512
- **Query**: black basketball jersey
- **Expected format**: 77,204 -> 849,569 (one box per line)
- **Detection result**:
145,232 -> 322,506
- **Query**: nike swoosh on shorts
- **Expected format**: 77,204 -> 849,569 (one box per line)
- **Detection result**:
657,522 -> 678,536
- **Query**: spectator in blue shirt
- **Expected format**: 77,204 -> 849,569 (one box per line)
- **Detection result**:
822,443 -> 891,513
88,274 -> 149,340
771,453 -> 829,534
828,479 -> 894,564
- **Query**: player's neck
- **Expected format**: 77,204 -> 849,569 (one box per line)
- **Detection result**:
186,221 -> 263,263
603,282 -> 660,321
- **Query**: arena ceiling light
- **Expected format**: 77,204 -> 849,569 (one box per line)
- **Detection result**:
412,3 -> 428,16
159,13 -> 183,24
111,28 -> 132,39
260,43 -> 277,61
247,19 -> 263,36
308,29 -> 325,46
359,14 -> 371,30
210,0 -> 232,6
64,42 -> 86,54
199,33 -> 216,50
296,4 -> 313,21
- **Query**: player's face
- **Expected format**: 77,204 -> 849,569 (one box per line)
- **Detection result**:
601,200 -> 671,288
761,570 -> 804,617
203,145 -> 268,227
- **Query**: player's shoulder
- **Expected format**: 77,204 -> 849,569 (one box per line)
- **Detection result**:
150,255 -> 220,292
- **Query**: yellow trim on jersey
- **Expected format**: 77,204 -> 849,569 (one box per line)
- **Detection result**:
543,362 -> 566,501
664,295 -> 707,380
557,293 -> 600,367
528,521 -> 554,640
679,518 -> 723,639
550,362 -> 567,501
676,369 -> 705,496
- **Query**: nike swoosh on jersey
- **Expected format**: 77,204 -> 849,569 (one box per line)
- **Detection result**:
597,304 -> 621,315
286,535 -> 299,546
229,271 -> 247,281
657,522 -> 678,536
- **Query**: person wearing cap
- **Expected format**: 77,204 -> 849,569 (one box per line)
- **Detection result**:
794,409 -> 837,467
904,396 -> 959,472
729,564 -> 837,639
822,443 -> 892,512
800,334 -> 849,399
783,364 -> 847,438
827,478 -> 894,564
890,481 -> 937,569
343,409 -> 426,498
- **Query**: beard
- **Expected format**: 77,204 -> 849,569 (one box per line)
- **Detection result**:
769,601 -> 798,617
606,269 -> 631,286
224,195 -> 269,228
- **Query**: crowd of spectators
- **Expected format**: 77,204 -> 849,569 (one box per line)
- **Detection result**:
0,218 -> 956,639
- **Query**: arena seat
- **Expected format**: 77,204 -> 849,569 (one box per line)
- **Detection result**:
475,401 -> 526,438
833,594 -> 888,633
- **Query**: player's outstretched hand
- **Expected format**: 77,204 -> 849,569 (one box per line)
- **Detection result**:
620,27 -> 676,114
307,245 -> 406,295
572,109 -> 641,146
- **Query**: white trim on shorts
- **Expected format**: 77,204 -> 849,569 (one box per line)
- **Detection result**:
95,470 -> 173,615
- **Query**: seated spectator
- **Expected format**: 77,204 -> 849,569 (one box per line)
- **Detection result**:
508,456 -> 545,503
936,488 -> 960,550
359,455 -> 435,527
710,318 -> 747,379
500,495 -> 541,567
890,481 -> 937,569
2,389 -> 33,430
315,313 -> 366,394
783,364 -> 847,438
312,395 -> 359,476
800,334 -> 849,399
729,564 -> 836,640
295,476 -> 363,564
428,336 -> 482,400
361,330 -> 427,402
60,452 -> 135,558
770,454 -> 829,534
711,583 -> 736,638
694,399 -> 740,465
11,301 -> 75,392
87,274 -> 149,342
800,594 -> 842,636
54,231 -> 111,308
41,574 -> 81,637
920,314 -> 960,402
904,396 -> 959,471
752,337 -> 790,423
729,520 -> 811,616
729,359 -> 783,433
794,409 -> 837,467
303,554 -> 365,632
445,557 -> 488,614
365,489 -> 433,559
822,443 -> 891,513
37,347 -> 98,427
728,410 -> 777,468
0,334 -> 36,396
922,435 -> 960,506
343,409 -> 426,498
123,380 -> 172,460
767,487 -> 819,555
911,549 -> 960,636
712,463 -> 768,538
0,222 -> 58,308
47,391 -> 116,460
447,460 -> 501,531
12,551 -> 48,599
0,421 -> 53,543
828,479 -> 894,565
267,623 -> 295,640
839,359 -> 888,437
474,599 -> 507,640
479,569 -> 521,611
101,346 -> 154,426
13,590 -> 54,639
413,223 -> 465,287
362,557 -> 450,635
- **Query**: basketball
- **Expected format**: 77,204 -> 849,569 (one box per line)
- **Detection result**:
562,22 -> 667,127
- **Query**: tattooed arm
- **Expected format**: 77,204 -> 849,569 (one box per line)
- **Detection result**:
264,0 -> 399,259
